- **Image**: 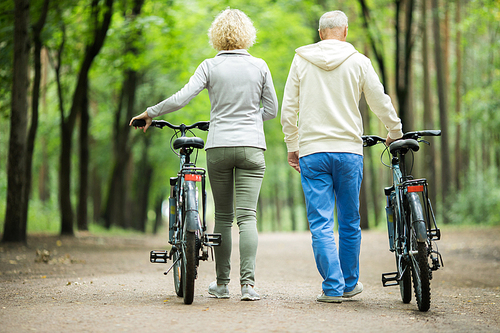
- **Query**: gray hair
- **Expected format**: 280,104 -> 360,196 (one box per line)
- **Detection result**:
319,11 -> 348,31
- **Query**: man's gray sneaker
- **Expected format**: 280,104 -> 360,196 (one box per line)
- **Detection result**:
343,282 -> 363,298
241,284 -> 260,301
316,292 -> 343,303
208,281 -> 230,299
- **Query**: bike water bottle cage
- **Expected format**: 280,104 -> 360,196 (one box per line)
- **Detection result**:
173,137 -> 205,150
389,139 -> 420,156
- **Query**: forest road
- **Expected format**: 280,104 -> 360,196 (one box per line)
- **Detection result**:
1,227 -> 499,332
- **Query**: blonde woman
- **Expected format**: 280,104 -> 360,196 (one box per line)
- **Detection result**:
130,9 -> 278,301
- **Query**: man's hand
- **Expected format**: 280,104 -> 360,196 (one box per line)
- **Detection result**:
129,111 -> 153,133
288,151 -> 300,173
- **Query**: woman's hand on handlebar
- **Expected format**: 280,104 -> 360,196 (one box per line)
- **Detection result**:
130,111 -> 153,133
385,134 -> 397,146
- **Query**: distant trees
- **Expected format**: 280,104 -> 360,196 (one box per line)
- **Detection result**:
2,0 -> 500,242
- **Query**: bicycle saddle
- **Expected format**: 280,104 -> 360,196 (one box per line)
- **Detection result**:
389,139 -> 420,155
173,137 -> 205,150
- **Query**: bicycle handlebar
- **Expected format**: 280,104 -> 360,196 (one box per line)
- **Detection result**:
362,130 -> 441,147
132,119 -> 210,132
402,130 -> 441,140
362,135 -> 386,147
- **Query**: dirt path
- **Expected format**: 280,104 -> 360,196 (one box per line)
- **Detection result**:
1,227 -> 499,332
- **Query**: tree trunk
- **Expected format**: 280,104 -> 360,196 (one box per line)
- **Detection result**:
103,0 -> 143,229
91,165 -> 102,223
22,0 -> 50,236
153,194 -> 164,235
395,0 -> 415,132
39,48 -> 50,202
3,0 -> 30,243
357,0 -> 390,90
77,85 -> 90,231
432,0 -> 451,221
360,93 -> 380,226
134,139 -> 152,232
422,0 -> 438,207
55,0 -> 115,234
454,0 -> 463,190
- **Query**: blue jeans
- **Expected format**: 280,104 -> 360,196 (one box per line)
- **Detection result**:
300,152 -> 363,296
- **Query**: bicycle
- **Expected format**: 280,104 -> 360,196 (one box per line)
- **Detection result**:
362,130 -> 444,312
132,118 -> 221,305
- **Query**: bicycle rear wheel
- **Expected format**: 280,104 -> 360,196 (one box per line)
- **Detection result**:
182,231 -> 197,304
411,237 -> 431,311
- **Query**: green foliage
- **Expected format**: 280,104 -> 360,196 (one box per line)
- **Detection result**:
2,0 -> 500,237
447,167 -> 500,226
0,1 -> 14,119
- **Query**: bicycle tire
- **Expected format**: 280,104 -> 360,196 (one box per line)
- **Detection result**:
411,238 -> 431,311
393,199 -> 412,303
182,231 -> 196,304
406,194 -> 431,311
173,248 -> 183,297
399,255 -> 412,303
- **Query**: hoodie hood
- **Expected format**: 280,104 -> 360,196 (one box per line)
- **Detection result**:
296,39 -> 358,71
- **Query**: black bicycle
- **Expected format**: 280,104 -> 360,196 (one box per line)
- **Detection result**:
362,130 -> 444,312
132,119 -> 221,305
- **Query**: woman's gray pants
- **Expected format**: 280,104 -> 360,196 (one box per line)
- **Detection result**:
206,147 -> 265,286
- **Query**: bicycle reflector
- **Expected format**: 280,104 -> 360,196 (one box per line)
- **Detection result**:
185,174 -> 201,182
407,185 -> 424,193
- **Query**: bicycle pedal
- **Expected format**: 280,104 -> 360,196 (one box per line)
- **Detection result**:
204,233 -> 222,247
428,228 -> 441,240
150,250 -> 170,263
430,250 -> 444,270
382,272 -> 399,287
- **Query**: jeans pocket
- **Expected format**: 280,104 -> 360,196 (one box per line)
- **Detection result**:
243,147 -> 265,169
207,148 -> 225,165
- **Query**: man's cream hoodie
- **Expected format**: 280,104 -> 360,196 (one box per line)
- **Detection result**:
281,39 -> 403,157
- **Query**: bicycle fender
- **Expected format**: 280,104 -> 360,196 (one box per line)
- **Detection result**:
184,181 -> 200,232
406,192 -> 427,242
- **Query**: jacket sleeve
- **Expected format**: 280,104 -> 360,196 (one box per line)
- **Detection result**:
362,61 -> 403,139
146,62 -> 208,118
260,63 -> 279,121
280,55 -> 300,152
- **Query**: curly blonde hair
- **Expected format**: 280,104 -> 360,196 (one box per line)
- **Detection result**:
208,8 -> 256,51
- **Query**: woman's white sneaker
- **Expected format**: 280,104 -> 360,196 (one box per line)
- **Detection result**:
241,284 -> 260,301
208,281 -> 230,299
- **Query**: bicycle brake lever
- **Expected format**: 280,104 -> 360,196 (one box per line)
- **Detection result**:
419,139 -> 430,146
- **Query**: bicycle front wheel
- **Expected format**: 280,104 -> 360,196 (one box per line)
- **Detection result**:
172,248 -> 183,297
182,231 -> 197,304
399,255 -> 412,303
